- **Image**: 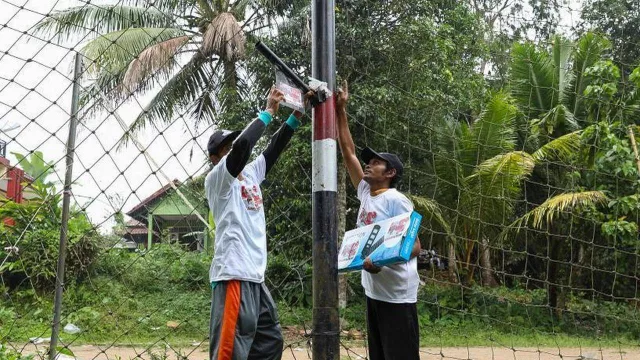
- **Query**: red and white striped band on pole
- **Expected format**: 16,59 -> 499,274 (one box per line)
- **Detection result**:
312,99 -> 337,193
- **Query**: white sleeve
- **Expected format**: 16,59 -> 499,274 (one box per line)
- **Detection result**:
393,193 -> 414,216
246,154 -> 267,184
357,180 -> 369,201
205,156 -> 236,200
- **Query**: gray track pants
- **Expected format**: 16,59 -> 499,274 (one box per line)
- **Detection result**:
209,280 -> 283,360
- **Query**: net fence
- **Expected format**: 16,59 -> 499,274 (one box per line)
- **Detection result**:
1,0 -> 640,359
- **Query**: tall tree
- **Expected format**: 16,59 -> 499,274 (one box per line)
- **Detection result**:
580,0 -> 640,73
33,0 -> 304,136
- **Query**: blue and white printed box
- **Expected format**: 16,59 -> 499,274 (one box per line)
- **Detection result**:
338,211 -> 422,273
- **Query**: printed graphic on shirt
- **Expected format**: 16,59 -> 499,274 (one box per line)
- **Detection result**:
241,185 -> 263,211
358,210 -> 377,226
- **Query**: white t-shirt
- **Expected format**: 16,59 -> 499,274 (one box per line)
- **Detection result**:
356,180 -> 419,303
205,155 -> 267,283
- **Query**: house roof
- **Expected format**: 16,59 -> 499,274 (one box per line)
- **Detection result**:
126,219 -> 145,227
126,227 -> 152,235
124,219 -> 147,228
126,179 -> 181,217
124,218 -> 158,236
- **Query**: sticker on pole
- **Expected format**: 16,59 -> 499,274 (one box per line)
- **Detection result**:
275,69 -> 305,113
337,211 -> 423,273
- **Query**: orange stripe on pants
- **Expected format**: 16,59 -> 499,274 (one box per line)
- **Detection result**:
218,280 -> 241,359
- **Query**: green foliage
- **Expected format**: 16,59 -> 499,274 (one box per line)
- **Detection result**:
11,151 -> 55,188
93,244 -> 210,292
246,0 -> 490,289
460,92 -> 518,172
580,0 -> 640,71
32,0 -> 307,140
265,254 -> 312,306
0,153 -> 99,291
32,5 -> 173,42
0,344 -> 34,360
13,0 -> 640,350
415,285 -> 640,340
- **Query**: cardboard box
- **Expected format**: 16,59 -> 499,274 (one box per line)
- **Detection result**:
338,211 -> 422,273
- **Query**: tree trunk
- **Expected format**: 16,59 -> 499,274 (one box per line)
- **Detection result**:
569,242 -> 585,290
547,235 -> 562,316
448,241 -> 459,283
337,162 -> 347,309
479,236 -> 498,287
221,60 -> 239,109
464,235 -> 475,284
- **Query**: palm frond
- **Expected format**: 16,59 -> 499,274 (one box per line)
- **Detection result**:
566,33 -> 611,119
189,91 -> 218,126
461,92 -> 518,173
472,151 -> 536,183
431,118 -> 466,204
82,27 -> 186,74
202,12 -> 246,62
552,35 -> 574,105
510,42 -> 555,118
119,53 -> 212,147
502,191 -> 608,238
408,194 -> 457,247
621,89 -> 640,122
189,61 -> 224,127
80,29 -> 191,118
123,0 -> 193,15
532,130 -> 581,163
80,68 -> 136,120
255,0 -> 309,16
32,5 -> 173,43
230,0 -> 252,19
123,35 -> 190,92
534,104 -> 580,139
464,151 -> 535,227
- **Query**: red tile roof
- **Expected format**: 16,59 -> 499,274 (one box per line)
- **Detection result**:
124,218 -> 157,235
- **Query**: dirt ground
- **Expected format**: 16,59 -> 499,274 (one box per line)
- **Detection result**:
16,343 -> 640,360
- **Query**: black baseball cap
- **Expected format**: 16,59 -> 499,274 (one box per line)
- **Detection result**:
360,147 -> 404,180
208,129 -> 241,156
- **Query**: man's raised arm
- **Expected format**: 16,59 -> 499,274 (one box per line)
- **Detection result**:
335,80 -> 364,188
226,87 -> 284,177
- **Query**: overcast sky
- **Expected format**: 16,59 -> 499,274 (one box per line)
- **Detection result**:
0,0 -> 216,234
0,0 -> 584,234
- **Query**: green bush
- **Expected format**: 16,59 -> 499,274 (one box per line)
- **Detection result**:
0,344 -> 34,360
0,206 -> 99,291
265,254 -> 312,306
93,244 -> 210,292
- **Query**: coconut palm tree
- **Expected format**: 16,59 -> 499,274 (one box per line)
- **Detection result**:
510,33 -> 611,143
494,32 -> 639,308
32,0 -> 302,139
428,90 -> 583,286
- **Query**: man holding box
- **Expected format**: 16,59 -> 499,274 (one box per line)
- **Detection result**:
205,87 -> 306,360
336,81 -> 421,360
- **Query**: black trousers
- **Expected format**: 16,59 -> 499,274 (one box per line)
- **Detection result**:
366,296 -> 420,360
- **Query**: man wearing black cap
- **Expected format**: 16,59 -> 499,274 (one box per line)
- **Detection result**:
336,81 -> 421,360
205,87 -> 305,360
